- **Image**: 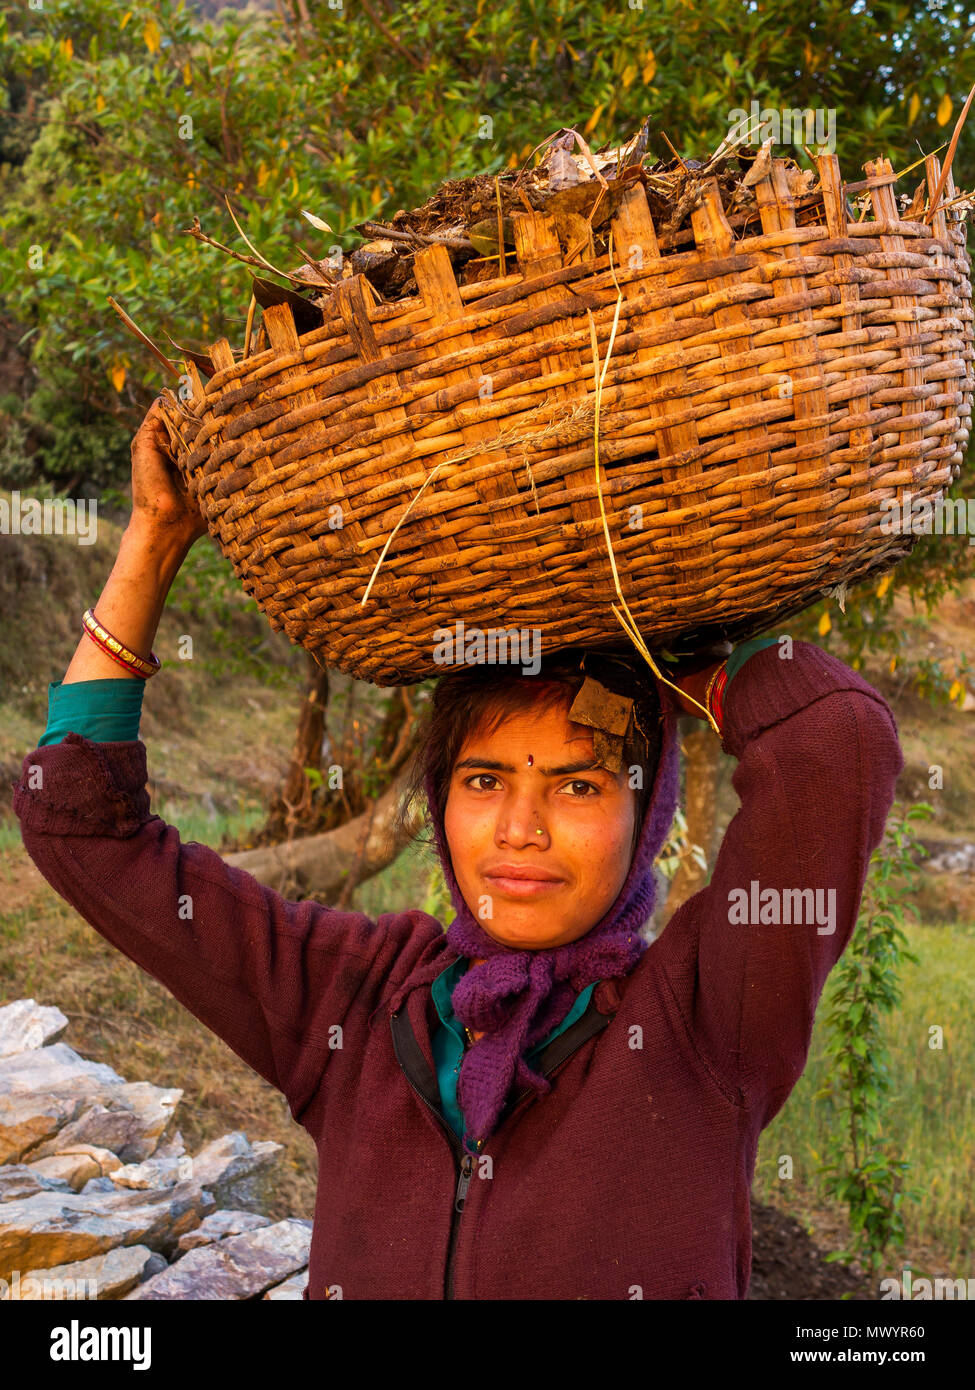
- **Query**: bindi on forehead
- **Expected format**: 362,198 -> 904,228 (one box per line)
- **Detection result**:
527,754 -> 533,766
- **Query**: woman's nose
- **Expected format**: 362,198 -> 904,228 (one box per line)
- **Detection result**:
494,795 -> 548,846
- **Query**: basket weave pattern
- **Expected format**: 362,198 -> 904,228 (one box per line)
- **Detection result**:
160,152 -> 974,686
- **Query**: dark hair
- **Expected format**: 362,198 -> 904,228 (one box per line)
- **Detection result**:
400,646 -> 664,859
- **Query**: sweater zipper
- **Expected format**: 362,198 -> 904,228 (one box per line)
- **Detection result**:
390,996 -> 613,1299
390,1011 -> 472,1300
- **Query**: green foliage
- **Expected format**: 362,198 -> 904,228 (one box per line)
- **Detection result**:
421,861 -> 456,928
816,801 -> 932,1276
655,805 -> 706,881
165,532 -> 302,686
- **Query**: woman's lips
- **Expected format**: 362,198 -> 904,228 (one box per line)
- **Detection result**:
483,873 -> 566,898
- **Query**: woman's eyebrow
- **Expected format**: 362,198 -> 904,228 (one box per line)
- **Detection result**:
453,756 -> 611,777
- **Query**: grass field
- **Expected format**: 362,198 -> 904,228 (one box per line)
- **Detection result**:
753,916 -> 975,1274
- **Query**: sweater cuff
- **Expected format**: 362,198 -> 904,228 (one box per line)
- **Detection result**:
725,636 -> 780,685
38,678 -> 145,747
720,640 -> 895,760
12,733 -> 152,838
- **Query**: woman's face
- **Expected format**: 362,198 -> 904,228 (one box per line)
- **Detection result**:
443,701 -> 638,950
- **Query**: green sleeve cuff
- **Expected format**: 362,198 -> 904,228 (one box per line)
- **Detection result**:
38,677 -> 146,747
725,636 -> 781,685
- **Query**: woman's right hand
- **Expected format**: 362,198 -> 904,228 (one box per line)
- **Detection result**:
130,397 -> 208,546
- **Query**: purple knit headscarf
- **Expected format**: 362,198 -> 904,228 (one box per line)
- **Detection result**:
422,680 -> 681,1154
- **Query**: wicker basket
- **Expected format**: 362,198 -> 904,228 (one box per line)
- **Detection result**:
158,151 -> 974,687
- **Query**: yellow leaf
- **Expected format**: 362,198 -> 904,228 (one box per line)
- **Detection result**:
95,93 -> 106,113
144,18 -> 161,55
889,655 -> 898,673
183,61 -> 191,84
186,171 -> 197,189
908,92 -> 920,124
292,172 -> 301,199
371,185 -> 382,206
520,142 -> 534,160
110,363 -> 127,393
60,37 -> 73,60
818,611 -> 832,636
507,150 -> 519,168
584,104 -> 604,135
565,42 -> 581,62
948,679 -> 963,703
279,137 -> 289,150
621,64 -> 637,89
256,161 -> 269,189
529,36 -> 538,67
876,572 -> 892,598
642,49 -> 657,84
234,180 -> 244,193
119,10 -> 132,31
936,92 -> 952,126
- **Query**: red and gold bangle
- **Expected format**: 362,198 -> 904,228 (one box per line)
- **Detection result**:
81,608 -> 161,679
704,661 -> 728,733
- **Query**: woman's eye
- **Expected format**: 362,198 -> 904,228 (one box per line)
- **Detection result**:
467,774 -> 499,791
564,780 -> 597,797
463,775 -> 598,796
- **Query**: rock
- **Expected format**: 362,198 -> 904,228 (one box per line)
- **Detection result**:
80,1177 -> 117,1196
7,1244 -> 158,1301
29,1082 -> 182,1164
143,1252 -> 167,1277
0,1165 -> 74,1203
25,1152 -> 101,1193
0,1043 -> 124,1094
0,1180 -> 214,1281
0,1091 -> 83,1165
263,1268 -> 309,1300
177,1209 -> 271,1252
188,1132 -> 284,1212
153,1130 -> 186,1159
55,1144 -> 121,1176
125,1218 -> 312,1300
110,1153 -> 193,1191
0,1001 -> 68,1058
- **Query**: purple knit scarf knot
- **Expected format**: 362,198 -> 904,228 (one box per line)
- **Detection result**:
446,914 -> 648,1150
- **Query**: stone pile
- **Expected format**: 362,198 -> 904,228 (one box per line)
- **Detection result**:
0,999 -> 310,1300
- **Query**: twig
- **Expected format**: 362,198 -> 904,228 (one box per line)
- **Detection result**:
925,77 -> 975,222
659,130 -> 689,172
224,196 -> 296,279
242,293 -> 257,359
106,297 -> 180,379
185,216 -> 309,286
494,174 -> 507,277
356,220 -> 474,251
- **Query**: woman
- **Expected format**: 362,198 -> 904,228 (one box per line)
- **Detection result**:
13,401 -> 904,1300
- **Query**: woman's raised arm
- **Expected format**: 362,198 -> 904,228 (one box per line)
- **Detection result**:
12,400 -> 438,1120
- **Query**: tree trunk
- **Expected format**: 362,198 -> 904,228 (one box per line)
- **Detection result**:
260,651 -> 330,844
660,719 -> 722,925
225,764 -> 424,902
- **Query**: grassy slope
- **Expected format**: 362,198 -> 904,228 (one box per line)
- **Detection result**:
1,502 -> 972,1266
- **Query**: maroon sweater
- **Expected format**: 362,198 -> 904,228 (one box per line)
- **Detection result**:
12,643 -> 903,1300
